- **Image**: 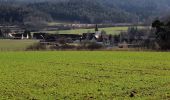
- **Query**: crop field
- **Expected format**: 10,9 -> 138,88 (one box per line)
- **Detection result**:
0,39 -> 39,51
0,51 -> 170,99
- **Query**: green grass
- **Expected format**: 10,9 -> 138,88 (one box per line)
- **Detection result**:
0,39 -> 39,51
47,26 -> 129,35
46,26 -> 149,35
0,51 -> 170,99
47,21 -> 76,26
47,21 -> 73,26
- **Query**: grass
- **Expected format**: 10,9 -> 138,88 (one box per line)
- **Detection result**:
47,26 -> 129,35
47,21 -> 73,26
0,39 -> 39,51
0,51 -> 169,99
46,26 -> 149,35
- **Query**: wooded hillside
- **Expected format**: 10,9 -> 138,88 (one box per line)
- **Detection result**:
0,0 -> 170,24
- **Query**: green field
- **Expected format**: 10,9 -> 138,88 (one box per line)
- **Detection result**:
0,51 -> 170,99
46,26 -> 149,35
48,22 -> 72,26
47,26 -> 129,35
0,39 -> 39,51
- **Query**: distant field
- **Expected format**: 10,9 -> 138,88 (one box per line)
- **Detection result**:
45,26 -> 149,35
48,22 -> 72,26
47,26 -> 129,35
0,51 -> 169,99
0,39 -> 39,51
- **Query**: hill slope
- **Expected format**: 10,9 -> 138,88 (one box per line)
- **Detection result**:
0,0 -> 170,24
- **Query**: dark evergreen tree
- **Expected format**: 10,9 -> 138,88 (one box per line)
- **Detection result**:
24,30 -> 31,38
95,24 -> 99,32
0,29 -> 3,37
152,20 -> 170,50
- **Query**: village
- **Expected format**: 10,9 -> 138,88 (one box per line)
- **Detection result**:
0,24 -> 155,50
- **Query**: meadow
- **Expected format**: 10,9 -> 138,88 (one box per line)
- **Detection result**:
0,39 -> 39,51
0,51 -> 169,99
46,26 -> 129,35
45,26 -> 149,35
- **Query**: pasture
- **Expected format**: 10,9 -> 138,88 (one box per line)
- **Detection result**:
45,26 -> 149,35
0,39 -> 39,51
0,51 -> 170,99
46,26 -> 129,35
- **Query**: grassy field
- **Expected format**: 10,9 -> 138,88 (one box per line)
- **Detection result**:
0,51 -> 169,99
46,26 -> 149,35
48,22 -> 72,26
0,39 -> 39,51
47,26 -> 129,35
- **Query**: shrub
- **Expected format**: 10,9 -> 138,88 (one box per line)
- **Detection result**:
86,42 -> 103,50
26,43 -> 46,51
79,42 -> 103,50
49,44 -> 76,50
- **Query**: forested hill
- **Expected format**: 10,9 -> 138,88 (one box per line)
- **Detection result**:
1,0 -> 170,24
28,0 -> 135,23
